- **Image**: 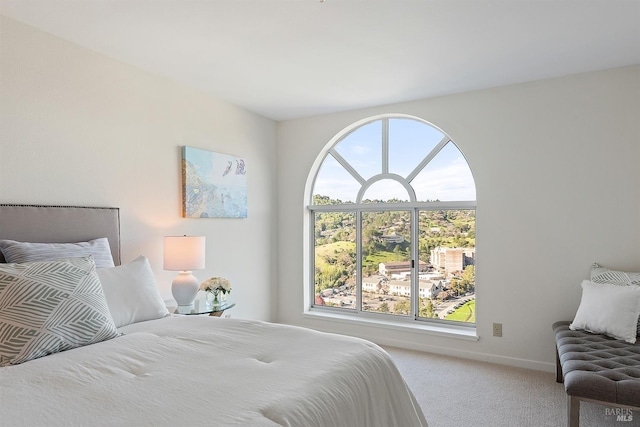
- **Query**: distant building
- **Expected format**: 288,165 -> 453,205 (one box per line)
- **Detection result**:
430,247 -> 475,277
379,260 -> 428,276
362,280 -> 446,299
363,277 -> 445,299
422,281 -> 444,299
387,279 -> 409,296
362,278 -> 379,293
418,272 -> 445,281
380,232 -> 404,244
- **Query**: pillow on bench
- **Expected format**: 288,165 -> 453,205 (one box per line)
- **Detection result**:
591,263 -> 640,286
591,263 -> 640,336
570,280 -> 640,344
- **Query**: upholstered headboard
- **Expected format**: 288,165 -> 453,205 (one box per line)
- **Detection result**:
0,204 -> 121,265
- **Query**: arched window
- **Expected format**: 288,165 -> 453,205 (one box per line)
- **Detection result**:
307,115 -> 476,327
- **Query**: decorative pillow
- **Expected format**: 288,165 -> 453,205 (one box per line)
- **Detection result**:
591,262 -> 640,286
570,280 -> 640,343
97,255 -> 169,328
591,263 -> 640,336
0,238 -> 115,268
0,256 -> 119,366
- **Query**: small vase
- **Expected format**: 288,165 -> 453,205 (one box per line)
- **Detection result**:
206,290 -> 221,310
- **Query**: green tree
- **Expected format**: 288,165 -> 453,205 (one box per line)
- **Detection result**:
419,298 -> 437,318
462,265 -> 475,284
393,300 -> 410,315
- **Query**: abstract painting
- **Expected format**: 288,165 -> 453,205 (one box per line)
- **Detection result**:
182,146 -> 247,218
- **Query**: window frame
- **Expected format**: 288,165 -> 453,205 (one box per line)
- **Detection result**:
305,114 -> 476,329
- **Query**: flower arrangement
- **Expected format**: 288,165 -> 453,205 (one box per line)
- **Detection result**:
199,277 -> 232,297
200,277 -> 232,309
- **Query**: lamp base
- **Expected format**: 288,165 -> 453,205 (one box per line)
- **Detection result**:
175,305 -> 195,315
171,271 -> 199,308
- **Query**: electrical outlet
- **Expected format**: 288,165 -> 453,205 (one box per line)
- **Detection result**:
493,323 -> 502,337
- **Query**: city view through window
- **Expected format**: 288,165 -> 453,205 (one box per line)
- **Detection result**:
309,116 -> 476,325
313,205 -> 475,323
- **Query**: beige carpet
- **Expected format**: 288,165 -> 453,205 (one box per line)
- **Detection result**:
384,346 -> 639,427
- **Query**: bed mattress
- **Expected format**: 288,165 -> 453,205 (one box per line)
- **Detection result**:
0,315 -> 427,426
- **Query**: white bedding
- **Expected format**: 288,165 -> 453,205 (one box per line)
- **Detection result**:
0,315 -> 427,427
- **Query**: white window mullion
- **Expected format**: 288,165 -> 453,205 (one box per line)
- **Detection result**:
356,210 -> 363,314
406,136 -> 450,183
411,208 -> 419,319
310,213 -> 317,305
382,118 -> 389,174
329,149 -> 366,186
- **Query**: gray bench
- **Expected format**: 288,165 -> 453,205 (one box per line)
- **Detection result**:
553,321 -> 640,427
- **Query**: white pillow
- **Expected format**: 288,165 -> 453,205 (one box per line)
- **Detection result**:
97,255 -> 169,328
570,280 -> 640,343
0,256 -> 119,366
591,262 -> 640,336
0,238 -> 115,268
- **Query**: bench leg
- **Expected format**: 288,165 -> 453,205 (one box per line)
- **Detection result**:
556,346 -> 563,383
568,396 -> 580,427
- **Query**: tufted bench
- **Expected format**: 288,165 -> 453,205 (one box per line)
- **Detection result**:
553,321 -> 640,427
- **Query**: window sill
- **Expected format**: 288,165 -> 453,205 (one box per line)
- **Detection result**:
303,309 -> 479,341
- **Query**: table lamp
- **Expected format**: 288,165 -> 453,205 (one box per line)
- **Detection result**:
163,235 -> 206,309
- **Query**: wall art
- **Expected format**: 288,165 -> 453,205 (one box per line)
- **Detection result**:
182,146 -> 247,218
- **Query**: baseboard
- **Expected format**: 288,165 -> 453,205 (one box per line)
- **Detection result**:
286,316 -> 556,373
367,334 -> 556,373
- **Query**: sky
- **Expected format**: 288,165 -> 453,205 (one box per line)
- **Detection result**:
313,118 -> 476,203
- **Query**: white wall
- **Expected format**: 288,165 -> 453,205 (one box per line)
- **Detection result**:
277,65 -> 640,371
0,16 -> 278,321
3,14 -> 640,371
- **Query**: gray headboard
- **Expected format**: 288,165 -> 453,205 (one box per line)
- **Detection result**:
0,204 -> 121,265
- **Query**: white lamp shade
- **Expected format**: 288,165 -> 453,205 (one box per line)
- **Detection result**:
163,236 -> 206,271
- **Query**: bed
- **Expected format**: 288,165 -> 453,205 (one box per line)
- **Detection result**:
0,204 -> 428,427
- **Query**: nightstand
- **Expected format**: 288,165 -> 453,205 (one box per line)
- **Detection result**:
168,293 -> 235,317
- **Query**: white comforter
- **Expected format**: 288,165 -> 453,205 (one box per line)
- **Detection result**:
0,316 -> 427,426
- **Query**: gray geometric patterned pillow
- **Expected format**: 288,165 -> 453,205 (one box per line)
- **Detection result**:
591,263 -> 640,286
0,238 -> 115,268
0,256 -> 119,366
591,263 -> 640,336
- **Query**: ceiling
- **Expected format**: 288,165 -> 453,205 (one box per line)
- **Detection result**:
1,0 -> 639,121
